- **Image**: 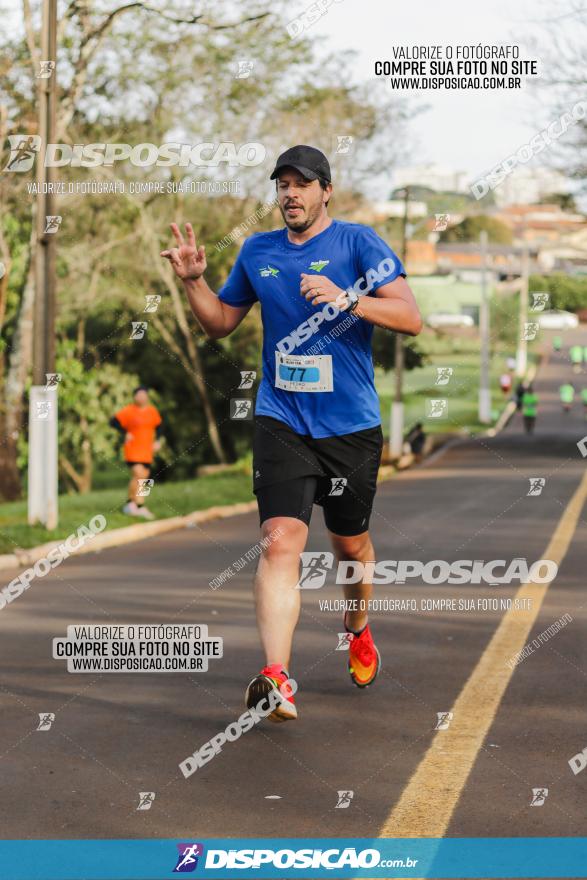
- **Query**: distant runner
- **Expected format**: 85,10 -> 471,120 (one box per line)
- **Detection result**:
499,372 -> 512,395
553,335 -> 562,352
521,384 -> 538,434
110,386 -> 162,519
515,381 -> 526,411
559,383 -> 575,413
406,422 -> 426,460
161,144 -> 422,721
570,345 -> 583,373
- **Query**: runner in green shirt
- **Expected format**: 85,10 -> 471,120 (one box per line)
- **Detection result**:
560,383 -> 575,412
581,388 -> 587,418
570,345 -> 583,373
522,385 -> 538,434
553,335 -> 562,352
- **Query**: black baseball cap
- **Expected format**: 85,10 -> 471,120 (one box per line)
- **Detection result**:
270,145 -> 331,183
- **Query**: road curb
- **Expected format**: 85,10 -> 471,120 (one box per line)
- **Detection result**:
0,500 -> 258,573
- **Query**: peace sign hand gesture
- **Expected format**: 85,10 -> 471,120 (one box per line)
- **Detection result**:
160,223 -> 207,281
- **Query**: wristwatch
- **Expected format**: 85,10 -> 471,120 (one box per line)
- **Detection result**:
342,289 -> 360,313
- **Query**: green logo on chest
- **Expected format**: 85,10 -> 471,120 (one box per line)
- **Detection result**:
309,260 -> 330,272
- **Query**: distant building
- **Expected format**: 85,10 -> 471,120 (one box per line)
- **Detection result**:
393,164 -> 469,194
404,241 -> 437,275
491,203 -> 587,245
535,226 -> 587,274
369,200 -> 428,221
410,274 -> 487,323
481,167 -> 569,207
436,242 -> 540,279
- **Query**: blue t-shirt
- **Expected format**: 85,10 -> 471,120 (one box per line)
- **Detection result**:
218,219 -> 405,438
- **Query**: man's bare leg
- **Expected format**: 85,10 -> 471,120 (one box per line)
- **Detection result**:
329,530 -> 375,630
254,516 -> 308,669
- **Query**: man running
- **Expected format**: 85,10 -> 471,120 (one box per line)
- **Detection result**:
110,386 -> 162,519
499,372 -> 512,395
161,145 -> 421,722
570,344 -> 583,373
522,384 -> 538,434
559,382 -> 575,413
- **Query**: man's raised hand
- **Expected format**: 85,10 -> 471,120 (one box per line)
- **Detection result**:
160,223 -> 207,280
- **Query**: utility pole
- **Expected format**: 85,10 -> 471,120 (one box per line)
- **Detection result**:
389,185 -> 410,457
516,241 -> 530,378
28,0 -> 58,528
478,230 -> 491,424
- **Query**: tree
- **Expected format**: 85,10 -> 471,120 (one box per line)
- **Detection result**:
371,329 -> 424,373
1,0 -> 411,491
0,0 -> 291,495
540,192 -> 578,212
438,215 -> 513,245
529,274 -> 587,312
531,3 -> 587,185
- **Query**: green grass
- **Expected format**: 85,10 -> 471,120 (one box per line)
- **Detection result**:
0,467 -> 253,555
377,348 -> 520,438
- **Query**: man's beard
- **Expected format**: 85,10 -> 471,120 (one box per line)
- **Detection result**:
280,203 -> 320,232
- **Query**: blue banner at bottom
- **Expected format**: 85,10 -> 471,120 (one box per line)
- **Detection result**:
0,838 -> 586,879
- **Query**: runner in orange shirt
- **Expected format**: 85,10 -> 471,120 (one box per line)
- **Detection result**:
110,386 -> 162,519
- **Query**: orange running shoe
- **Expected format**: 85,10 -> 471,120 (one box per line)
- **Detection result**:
245,663 -> 297,722
346,618 -> 381,688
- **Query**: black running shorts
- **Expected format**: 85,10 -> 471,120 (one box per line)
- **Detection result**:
253,416 -> 383,536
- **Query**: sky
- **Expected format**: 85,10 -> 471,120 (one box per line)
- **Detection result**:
300,0 -> 579,190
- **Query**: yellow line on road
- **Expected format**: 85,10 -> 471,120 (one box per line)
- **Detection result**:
379,470 -> 587,838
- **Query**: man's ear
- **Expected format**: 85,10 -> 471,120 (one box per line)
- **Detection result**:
324,183 -> 333,207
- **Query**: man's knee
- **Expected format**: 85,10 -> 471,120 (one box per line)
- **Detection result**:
261,517 -> 306,561
330,531 -> 371,561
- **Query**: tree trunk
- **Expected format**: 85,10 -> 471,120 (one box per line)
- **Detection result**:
59,453 -> 84,493
80,419 -> 93,493
150,314 -> 228,464
185,338 -> 228,465
0,217 -> 36,500
76,317 -> 85,357
139,210 -> 228,464
0,409 -> 22,500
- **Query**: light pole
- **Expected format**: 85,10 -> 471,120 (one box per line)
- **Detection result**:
28,0 -> 59,528
478,230 -> 492,424
389,185 -> 410,458
516,241 -> 530,378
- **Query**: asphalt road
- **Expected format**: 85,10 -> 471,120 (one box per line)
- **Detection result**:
1,329 -> 587,853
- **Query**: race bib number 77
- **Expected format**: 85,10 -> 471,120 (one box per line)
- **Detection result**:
275,352 -> 333,392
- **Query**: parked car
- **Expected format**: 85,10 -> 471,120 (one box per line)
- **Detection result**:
426,312 -> 475,329
538,310 -> 579,330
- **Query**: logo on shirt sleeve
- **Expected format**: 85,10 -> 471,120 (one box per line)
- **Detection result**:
259,265 -> 280,277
